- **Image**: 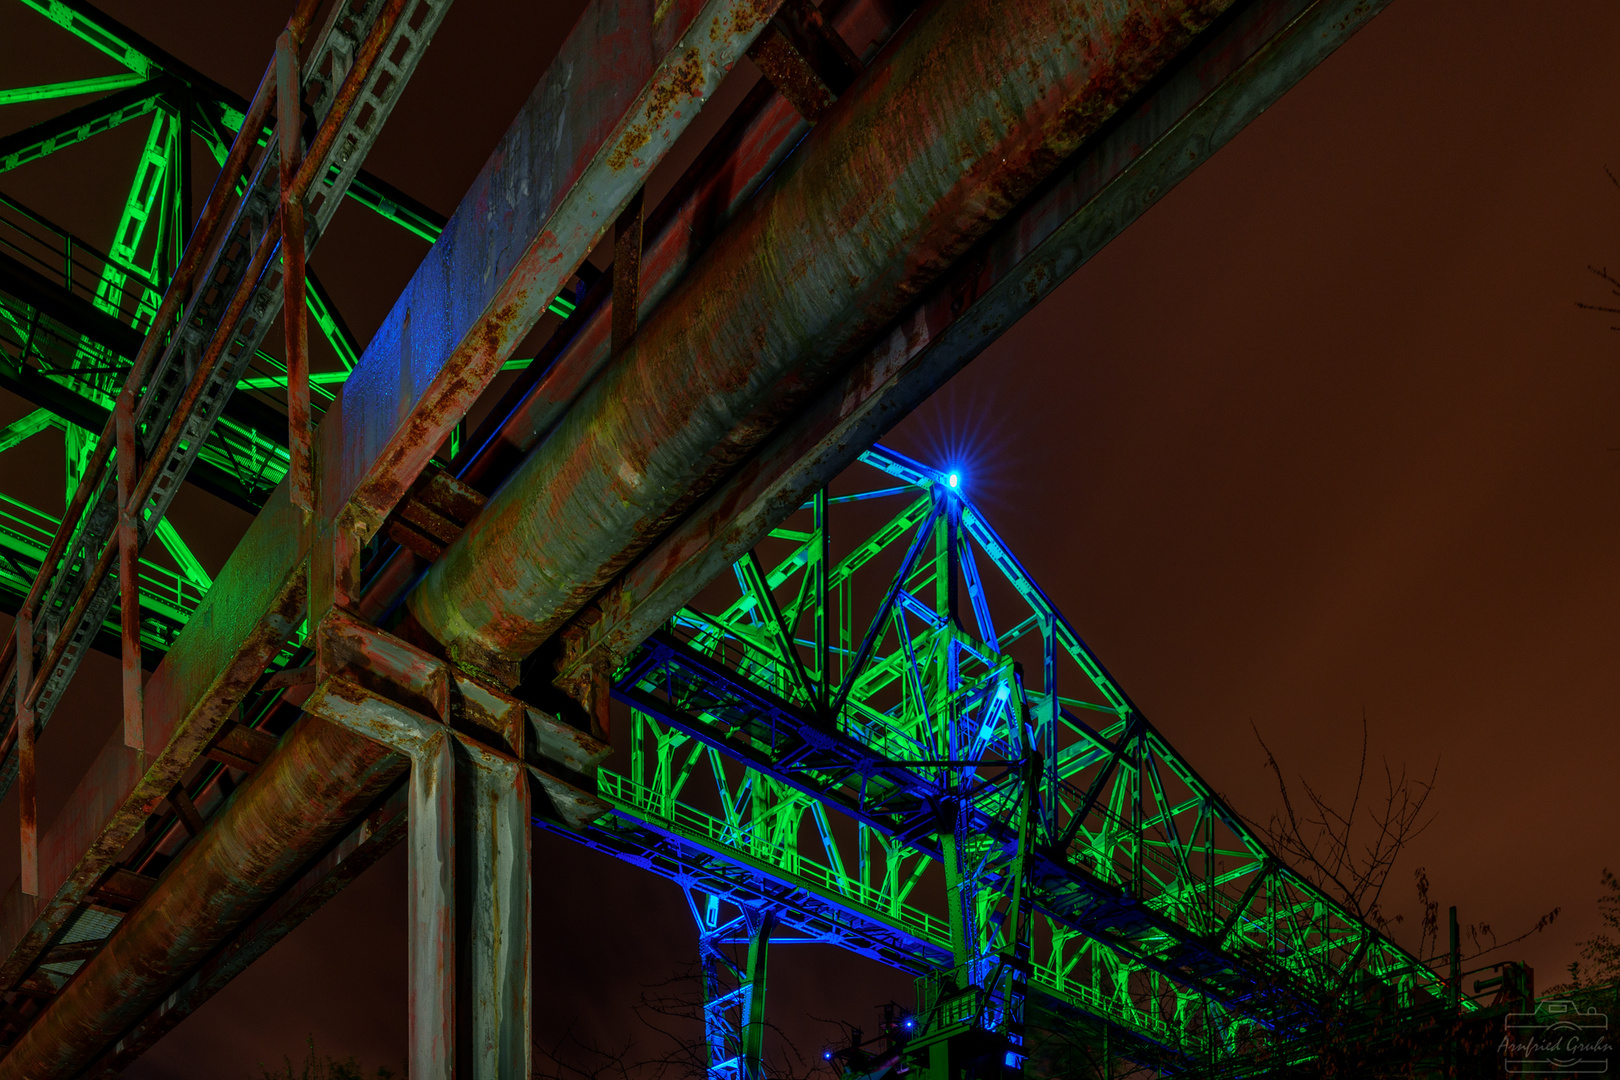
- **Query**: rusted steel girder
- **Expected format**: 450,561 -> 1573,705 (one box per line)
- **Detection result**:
0,0 -> 783,1069
553,0 -> 1398,684
406,0 -> 1242,669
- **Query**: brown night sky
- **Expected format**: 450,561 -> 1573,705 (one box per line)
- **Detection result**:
1,0 -> 1618,1075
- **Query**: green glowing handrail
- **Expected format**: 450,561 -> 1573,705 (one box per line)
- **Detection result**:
0,492 -> 205,637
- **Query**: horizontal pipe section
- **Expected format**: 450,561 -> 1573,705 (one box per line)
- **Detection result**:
554,0 -> 1395,682
0,716 -> 405,1080
76,785 -> 409,1079
408,0 -> 1239,662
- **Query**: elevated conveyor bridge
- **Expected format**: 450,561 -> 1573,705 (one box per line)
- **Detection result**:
0,0 -> 1492,1075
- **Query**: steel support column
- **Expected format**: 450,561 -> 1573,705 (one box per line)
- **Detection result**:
695,900 -> 775,1080
303,628 -> 532,1078
741,910 -> 773,1080
299,610 -> 609,1076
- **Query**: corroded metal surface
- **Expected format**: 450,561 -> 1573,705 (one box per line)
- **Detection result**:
321,0 -> 790,543
745,0 -> 861,122
409,0 -> 1239,663
0,715 -> 405,1080
454,0 -> 907,495
554,0 -> 1397,686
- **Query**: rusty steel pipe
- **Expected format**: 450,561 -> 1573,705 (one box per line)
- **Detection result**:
0,716 -> 404,1080
410,0 -> 1238,662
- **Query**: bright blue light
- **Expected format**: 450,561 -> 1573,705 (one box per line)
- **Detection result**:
823,1051 -> 834,1061
902,1018 -> 915,1030
946,472 -> 959,489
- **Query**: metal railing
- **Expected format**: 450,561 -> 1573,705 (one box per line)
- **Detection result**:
0,493 -> 204,646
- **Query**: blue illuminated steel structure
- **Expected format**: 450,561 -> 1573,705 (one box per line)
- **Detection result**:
542,446 -> 1459,1077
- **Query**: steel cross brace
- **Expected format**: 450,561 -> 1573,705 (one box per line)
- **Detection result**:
302,610 -> 611,1078
693,902 -> 774,1080
614,634 -> 1267,1014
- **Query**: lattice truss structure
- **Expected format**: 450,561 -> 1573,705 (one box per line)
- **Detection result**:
571,447 -> 1457,1075
0,0 -> 576,658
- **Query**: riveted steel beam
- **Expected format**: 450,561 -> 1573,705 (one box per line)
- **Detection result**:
552,0 -> 1397,684
407,0 -> 1244,668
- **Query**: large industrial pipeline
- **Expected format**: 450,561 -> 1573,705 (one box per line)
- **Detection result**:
0,718 -> 403,1079
1,0 -> 1238,1072
407,0 -> 1236,662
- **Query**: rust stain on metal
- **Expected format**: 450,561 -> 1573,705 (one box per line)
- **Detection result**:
411,0 -> 1242,666
608,49 -> 703,172
0,714 -> 405,1080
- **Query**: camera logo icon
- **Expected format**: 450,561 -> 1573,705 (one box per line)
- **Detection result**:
1503,1000 -> 1612,1074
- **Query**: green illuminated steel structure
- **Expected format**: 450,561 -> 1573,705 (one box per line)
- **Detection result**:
0,0 -> 580,658
0,0 -> 1501,1075
564,446 -> 1460,1079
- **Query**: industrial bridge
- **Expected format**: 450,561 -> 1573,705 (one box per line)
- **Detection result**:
0,0 -> 1494,1075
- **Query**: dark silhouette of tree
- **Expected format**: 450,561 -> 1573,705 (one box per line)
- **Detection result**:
253,1035 -> 397,1079
531,965 -> 837,1080
1547,868 -> 1620,1012
1249,711 -> 1437,934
